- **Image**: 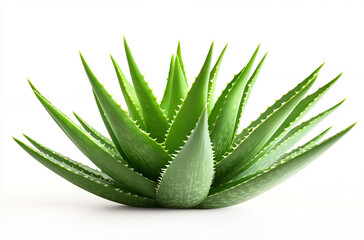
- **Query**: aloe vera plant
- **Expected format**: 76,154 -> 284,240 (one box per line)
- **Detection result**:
14,39 -> 355,208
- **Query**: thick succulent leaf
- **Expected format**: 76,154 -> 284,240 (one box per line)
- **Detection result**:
23,134 -> 113,182
213,68 -> 319,186
177,41 -> 187,84
235,100 -> 344,178
165,43 -> 213,154
210,46 -> 261,160
160,54 -> 175,112
264,73 -> 341,149
234,53 -> 267,135
93,93 -> 128,160
207,44 -> 228,114
73,113 -> 118,154
110,55 -> 145,129
233,63 -> 324,146
81,54 -> 172,180
14,138 -> 157,207
28,82 -> 157,198
166,56 -> 188,120
123,38 -> 169,142
197,123 -> 355,208
157,109 -> 214,208
208,67 -> 245,129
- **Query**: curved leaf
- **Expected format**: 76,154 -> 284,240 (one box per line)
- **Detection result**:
235,100 -> 344,178
14,138 -> 157,207
198,123 -> 355,208
157,109 -> 214,208
80,54 -> 172,181
213,67 -> 318,186
233,63 -> 324,146
29,81 -> 157,198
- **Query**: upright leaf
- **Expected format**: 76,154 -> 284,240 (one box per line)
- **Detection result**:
80,54 -> 172,180
157,109 -> 214,208
160,54 -> 175,112
207,44 -> 228,114
208,67 -> 245,129
210,46 -> 261,160
110,55 -> 145,129
123,37 -> 169,142
166,56 -> 188,120
165,43 -> 214,154
234,53 -> 267,135
177,41 -> 187,83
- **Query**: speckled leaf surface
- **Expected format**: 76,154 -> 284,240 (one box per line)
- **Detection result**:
157,109 -> 214,208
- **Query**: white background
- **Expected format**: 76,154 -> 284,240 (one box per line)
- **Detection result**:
1,0 -> 363,239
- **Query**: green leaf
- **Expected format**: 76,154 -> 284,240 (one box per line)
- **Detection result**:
207,44 -> 228,114
93,93 -> 128,160
165,43 -> 214,154
233,63 -> 324,146
160,54 -> 175,112
166,56 -> 188,120
234,53 -> 267,135
264,73 -> 341,149
213,67 -> 319,186
234,100 -> 344,179
73,112 -> 118,154
197,123 -> 356,208
28,81 -> 157,198
14,138 -> 157,207
177,41 -> 187,84
123,37 -> 169,142
210,46 -> 261,160
277,126 -> 332,161
208,67 -> 245,129
110,55 -> 145,129
80,54 -> 172,181
157,109 -> 214,208
23,134 -> 113,182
